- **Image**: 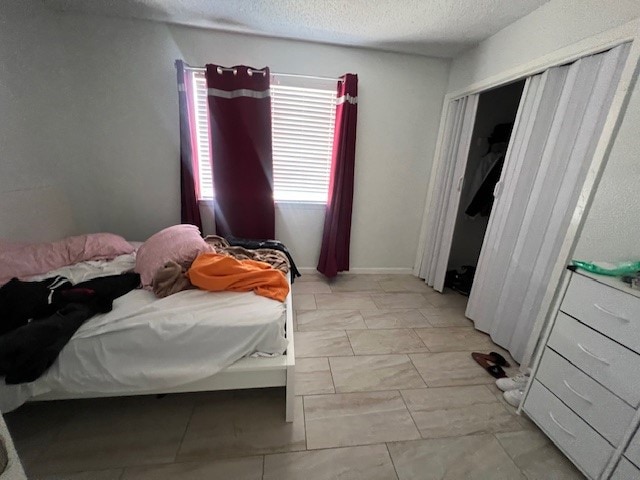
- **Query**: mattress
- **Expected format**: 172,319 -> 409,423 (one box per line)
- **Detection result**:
0,254 -> 288,412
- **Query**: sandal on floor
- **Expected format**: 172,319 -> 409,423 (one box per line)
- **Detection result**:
489,351 -> 510,368
471,352 -> 507,379
486,364 -> 507,379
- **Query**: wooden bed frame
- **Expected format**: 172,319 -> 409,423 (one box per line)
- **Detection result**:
31,284 -> 296,422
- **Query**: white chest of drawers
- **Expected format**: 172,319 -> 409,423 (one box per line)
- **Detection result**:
522,270 -> 640,480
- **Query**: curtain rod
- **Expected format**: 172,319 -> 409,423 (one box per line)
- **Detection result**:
183,64 -> 340,82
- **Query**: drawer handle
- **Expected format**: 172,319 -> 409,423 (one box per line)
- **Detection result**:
549,412 -> 576,438
563,380 -> 592,404
577,343 -> 610,365
593,303 -> 631,323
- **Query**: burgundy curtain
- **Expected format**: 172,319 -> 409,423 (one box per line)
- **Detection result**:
175,60 -> 203,230
205,64 -> 275,239
317,74 -> 358,277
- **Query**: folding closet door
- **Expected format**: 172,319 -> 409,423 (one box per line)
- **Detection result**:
419,94 -> 478,291
466,44 -> 630,363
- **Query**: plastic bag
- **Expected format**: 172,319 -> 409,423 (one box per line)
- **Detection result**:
571,260 -> 640,276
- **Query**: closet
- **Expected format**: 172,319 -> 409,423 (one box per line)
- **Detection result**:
419,43 -> 631,364
446,81 -> 525,295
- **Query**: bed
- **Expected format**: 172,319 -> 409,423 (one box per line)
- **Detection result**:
0,253 -> 296,422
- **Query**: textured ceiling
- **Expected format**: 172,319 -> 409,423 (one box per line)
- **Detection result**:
43,0 -> 550,57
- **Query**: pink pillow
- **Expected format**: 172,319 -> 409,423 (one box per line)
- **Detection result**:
83,233 -> 135,260
135,225 -> 212,287
0,233 -> 134,286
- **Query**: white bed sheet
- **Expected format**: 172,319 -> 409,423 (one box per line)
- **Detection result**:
27,253 -> 138,284
0,256 -> 287,412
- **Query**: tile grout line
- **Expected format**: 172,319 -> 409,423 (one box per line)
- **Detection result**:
302,387 -> 432,398
482,383 -> 522,418
359,308 -> 372,329
397,389 -> 423,439
410,327 -> 430,351
302,395 -> 308,451
491,432 -> 530,479
312,293 -> 317,310
52,453 -> 273,479
407,354 -> 432,388
261,454 -> 266,480
326,356 -> 338,394
493,432 -> 515,460
483,383 -> 503,402
122,453 -> 269,470
262,441 -> 407,457
385,442 -> 401,480
495,393 -> 531,430
295,311 -> 369,332
303,326 -> 449,332
173,399 -> 198,463
302,347 -> 495,359
304,384 -> 430,396
297,430 -> 534,453
344,329 -> 356,356
298,382 -> 518,398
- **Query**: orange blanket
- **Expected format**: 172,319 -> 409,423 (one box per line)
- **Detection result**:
187,253 -> 289,302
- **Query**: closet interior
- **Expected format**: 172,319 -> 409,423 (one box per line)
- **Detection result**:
445,80 -> 525,296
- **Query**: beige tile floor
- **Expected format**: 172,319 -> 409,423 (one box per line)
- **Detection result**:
5,274 -> 584,479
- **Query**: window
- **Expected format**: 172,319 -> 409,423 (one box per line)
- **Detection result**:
190,71 -> 337,203
191,72 -> 213,199
270,79 -> 337,202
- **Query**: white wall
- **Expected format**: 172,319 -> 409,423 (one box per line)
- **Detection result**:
446,0 -> 640,263
0,1 -> 450,269
574,72 -> 640,262
447,0 -> 640,93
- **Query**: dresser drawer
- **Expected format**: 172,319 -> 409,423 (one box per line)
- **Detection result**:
562,273 -> 640,354
536,348 -> 634,446
627,426 -> 640,469
610,458 -> 640,480
523,380 -> 613,479
548,312 -> 640,407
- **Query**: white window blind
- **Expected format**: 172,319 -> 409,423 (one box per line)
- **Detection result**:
191,72 -> 214,200
271,82 -> 336,202
190,71 -> 336,203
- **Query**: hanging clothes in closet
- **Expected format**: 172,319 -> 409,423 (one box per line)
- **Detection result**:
465,123 -> 513,218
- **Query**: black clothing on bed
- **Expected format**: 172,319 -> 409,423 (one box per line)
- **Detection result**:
0,303 -> 104,384
0,276 -> 72,336
226,236 -> 302,282
0,272 -> 140,384
70,273 -> 141,305
0,273 -> 141,334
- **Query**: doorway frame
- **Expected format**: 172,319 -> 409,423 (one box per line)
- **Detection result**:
414,19 -> 640,368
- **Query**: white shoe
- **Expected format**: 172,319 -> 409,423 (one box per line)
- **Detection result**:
503,388 -> 524,408
496,372 -> 530,392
